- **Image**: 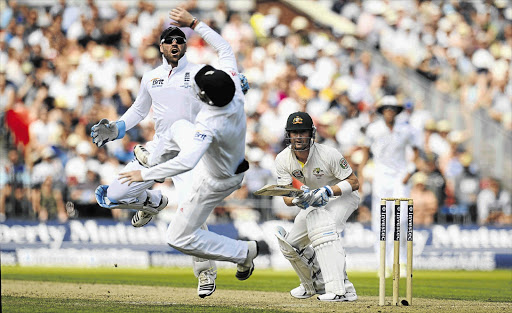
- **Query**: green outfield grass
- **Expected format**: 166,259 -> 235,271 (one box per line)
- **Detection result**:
2,266 -> 511,312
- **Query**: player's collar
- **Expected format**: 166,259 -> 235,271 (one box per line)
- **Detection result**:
162,55 -> 189,72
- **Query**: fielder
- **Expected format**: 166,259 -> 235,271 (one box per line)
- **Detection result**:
117,6 -> 258,297
358,96 -> 421,276
275,111 -> 360,302
90,9 -> 248,298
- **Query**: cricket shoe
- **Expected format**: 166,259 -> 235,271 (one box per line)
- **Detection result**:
317,292 -> 358,302
134,144 -> 150,167
236,241 -> 259,280
197,269 -> 217,298
290,284 -> 323,299
131,195 -> 168,227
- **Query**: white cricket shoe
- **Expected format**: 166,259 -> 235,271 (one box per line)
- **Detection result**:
290,284 -> 316,299
236,241 -> 259,280
197,269 -> 217,298
131,195 -> 168,227
317,292 -> 358,302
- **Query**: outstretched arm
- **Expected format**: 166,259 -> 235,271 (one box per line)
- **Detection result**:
169,7 -> 237,72
119,128 -> 212,184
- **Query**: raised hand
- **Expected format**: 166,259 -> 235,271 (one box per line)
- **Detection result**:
169,7 -> 195,28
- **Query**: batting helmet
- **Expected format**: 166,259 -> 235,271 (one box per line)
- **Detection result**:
376,95 -> 403,114
285,112 -> 316,151
194,65 -> 235,107
285,111 -> 314,132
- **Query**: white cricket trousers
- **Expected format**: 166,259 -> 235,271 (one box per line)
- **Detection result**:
106,120 -> 195,207
166,167 -> 249,264
370,168 -> 410,266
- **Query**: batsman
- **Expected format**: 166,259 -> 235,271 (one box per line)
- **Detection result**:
274,112 -> 360,302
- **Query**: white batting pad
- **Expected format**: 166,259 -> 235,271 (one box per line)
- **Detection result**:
275,226 -> 318,295
307,208 -> 346,295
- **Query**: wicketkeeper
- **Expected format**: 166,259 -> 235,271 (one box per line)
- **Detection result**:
274,111 -> 360,302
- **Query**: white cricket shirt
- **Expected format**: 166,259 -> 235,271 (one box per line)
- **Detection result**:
364,119 -> 421,174
275,143 -> 352,190
119,55 -> 204,137
140,22 -> 246,181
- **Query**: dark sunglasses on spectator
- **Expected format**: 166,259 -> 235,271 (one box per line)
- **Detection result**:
161,36 -> 186,44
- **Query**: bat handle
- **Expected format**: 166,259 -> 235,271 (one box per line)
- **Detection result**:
292,178 -> 304,189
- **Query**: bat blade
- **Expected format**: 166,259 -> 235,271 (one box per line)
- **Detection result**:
253,184 -> 303,197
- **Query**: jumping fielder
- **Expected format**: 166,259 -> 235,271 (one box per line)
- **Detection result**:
275,111 -> 359,302
90,8 -> 249,298
117,6 -> 258,297
358,95 -> 421,276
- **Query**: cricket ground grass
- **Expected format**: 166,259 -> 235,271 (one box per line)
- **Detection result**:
2,266 -> 511,312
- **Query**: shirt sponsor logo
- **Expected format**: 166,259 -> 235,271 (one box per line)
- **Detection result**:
292,169 -> 304,179
340,157 -> 349,169
313,167 -> 324,178
194,131 -> 207,141
151,78 -> 164,88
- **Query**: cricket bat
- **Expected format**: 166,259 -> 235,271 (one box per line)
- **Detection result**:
254,178 -> 305,197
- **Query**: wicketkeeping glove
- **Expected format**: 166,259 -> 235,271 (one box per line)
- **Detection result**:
90,118 -> 126,147
292,185 -> 313,209
310,186 -> 334,207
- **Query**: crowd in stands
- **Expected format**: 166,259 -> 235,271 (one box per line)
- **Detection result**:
0,0 -> 510,226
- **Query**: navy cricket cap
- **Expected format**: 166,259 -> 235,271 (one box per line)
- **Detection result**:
160,26 -> 186,43
194,65 -> 236,107
286,112 -> 314,132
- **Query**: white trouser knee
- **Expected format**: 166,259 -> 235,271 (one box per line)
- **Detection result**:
307,208 -> 346,295
106,161 -> 158,204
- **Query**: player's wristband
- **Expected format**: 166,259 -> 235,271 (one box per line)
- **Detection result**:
336,180 -> 352,196
189,18 -> 198,29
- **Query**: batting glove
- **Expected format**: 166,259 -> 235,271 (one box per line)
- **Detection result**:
91,118 -> 126,147
310,186 -> 334,207
239,73 -> 250,94
292,185 -> 312,210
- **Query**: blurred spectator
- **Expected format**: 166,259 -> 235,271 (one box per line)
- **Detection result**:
65,140 -> 92,185
244,147 -> 273,221
454,152 -> 480,223
0,0 -> 510,224
409,171 -> 438,226
30,146 -> 67,222
422,152 -> 447,214
0,148 -> 31,221
68,161 -> 103,218
113,133 -> 134,164
477,177 -> 512,225
0,69 -> 15,121
428,119 -> 451,159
